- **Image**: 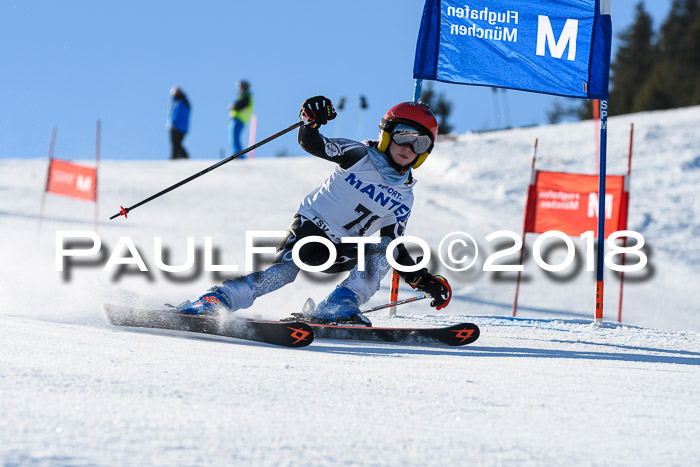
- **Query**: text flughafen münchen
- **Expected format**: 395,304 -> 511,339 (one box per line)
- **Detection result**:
446,4 -> 519,42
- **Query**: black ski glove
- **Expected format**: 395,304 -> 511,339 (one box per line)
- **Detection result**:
300,96 -> 337,128
404,268 -> 452,310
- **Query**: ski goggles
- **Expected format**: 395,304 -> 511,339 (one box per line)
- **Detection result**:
391,129 -> 432,154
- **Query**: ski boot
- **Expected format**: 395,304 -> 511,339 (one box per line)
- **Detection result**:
176,286 -> 232,315
310,286 -> 372,326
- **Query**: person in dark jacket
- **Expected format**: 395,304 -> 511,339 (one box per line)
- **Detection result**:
168,87 -> 190,159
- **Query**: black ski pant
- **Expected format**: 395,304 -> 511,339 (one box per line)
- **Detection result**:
170,129 -> 189,159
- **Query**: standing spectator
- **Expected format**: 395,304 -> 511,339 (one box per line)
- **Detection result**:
169,87 -> 190,159
228,80 -> 254,157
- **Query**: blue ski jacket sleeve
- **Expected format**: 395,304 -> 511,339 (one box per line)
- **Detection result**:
170,97 -> 190,133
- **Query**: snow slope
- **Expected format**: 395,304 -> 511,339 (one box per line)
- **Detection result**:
1,106 -> 699,465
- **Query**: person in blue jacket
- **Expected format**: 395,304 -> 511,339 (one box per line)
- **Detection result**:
168,87 -> 190,159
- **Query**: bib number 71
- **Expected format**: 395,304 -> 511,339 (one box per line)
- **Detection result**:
343,203 -> 380,236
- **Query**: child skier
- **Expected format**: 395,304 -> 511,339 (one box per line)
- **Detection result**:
176,96 -> 451,325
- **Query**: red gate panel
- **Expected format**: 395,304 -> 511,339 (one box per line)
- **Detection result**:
46,159 -> 97,202
524,171 -> 627,238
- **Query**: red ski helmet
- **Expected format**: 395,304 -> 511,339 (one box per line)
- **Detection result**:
378,101 -> 438,168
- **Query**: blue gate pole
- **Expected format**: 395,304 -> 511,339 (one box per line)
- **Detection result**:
595,99 -> 609,323
413,79 -> 423,103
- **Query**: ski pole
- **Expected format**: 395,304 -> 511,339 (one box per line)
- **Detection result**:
110,121 -> 304,220
361,295 -> 428,314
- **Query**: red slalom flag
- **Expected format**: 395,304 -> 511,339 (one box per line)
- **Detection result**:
524,171 -> 627,238
46,159 -> 97,202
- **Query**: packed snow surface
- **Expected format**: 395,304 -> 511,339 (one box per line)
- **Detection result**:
1,106 -> 699,465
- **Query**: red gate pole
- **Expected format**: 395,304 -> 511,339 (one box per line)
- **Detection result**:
247,115 -> 258,159
513,138 -> 538,317
94,119 -> 101,231
618,123 -> 634,323
36,126 -> 57,241
389,270 -> 401,316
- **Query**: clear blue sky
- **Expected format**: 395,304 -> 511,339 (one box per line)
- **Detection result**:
0,0 -> 672,161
